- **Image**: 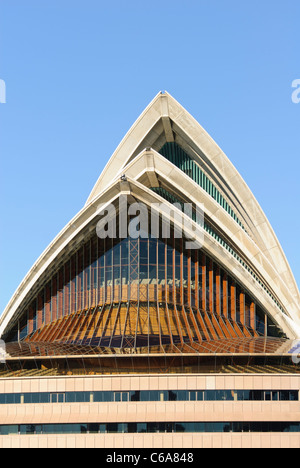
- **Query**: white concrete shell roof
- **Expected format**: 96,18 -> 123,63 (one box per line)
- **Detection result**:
87,92 -> 300,320
1,92 -> 300,340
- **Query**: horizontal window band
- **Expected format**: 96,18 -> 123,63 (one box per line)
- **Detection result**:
1,421 -> 300,436
0,389 -> 298,405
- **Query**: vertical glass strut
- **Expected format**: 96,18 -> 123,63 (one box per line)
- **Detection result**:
7,221 -> 285,348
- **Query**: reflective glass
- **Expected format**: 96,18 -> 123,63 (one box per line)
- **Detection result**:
130,391 -> 140,402
265,391 -> 271,401
289,391 -> 299,401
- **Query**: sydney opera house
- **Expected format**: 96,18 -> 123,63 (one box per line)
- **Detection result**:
0,92 -> 299,448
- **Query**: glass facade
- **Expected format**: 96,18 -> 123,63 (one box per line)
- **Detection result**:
0,390 -> 297,405
159,142 -> 246,230
7,225 -> 282,345
1,421 -> 300,435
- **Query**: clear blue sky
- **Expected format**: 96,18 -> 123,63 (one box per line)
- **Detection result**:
0,0 -> 299,314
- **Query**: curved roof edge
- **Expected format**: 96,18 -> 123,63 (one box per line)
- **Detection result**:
86,91 -> 300,310
1,173 -> 300,341
1,92 -> 299,342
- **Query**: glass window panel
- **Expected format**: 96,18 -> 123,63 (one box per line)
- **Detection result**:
147,422 -> 159,433
149,265 -> 157,283
113,243 -> 121,265
280,391 -> 290,401
168,391 -> 177,401
236,391 -> 244,401
0,425 -> 18,435
158,266 -> 165,282
140,264 -> 148,281
75,392 -> 85,402
66,392 -> 76,403
105,266 -> 112,283
194,422 -> 205,433
128,423 -> 137,433
241,391 -> 250,401
204,391 -> 216,401
177,391 -> 187,401
121,265 -> 129,284
88,424 -> 100,434
265,391 -> 271,401
80,424 -> 88,434
114,266 -> 120,284
106,247 -> 113,267
137,423 -> 147,433
40,393 -> 50,404
250,391 -> 264,401
107,423 -> 119,433
121,239 -> 129,263
289,391 -> 299,401
157,242 -> 165,265
99,424 -> 106,433
289,423 -> 300,432
23,393 -> 32,404
130,391 -> 140,402
103,392 -> 114,403
160,391 -> 168,402
149,240 -> 157,264
6,394 -> 15,404
20,425 -> 36,434
205,422 -> 217,432
149,391 -> 160,401
165,423 -> 173,433
140,240 -> 148,263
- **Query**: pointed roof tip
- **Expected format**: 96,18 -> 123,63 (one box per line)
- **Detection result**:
159,90 -> 172,97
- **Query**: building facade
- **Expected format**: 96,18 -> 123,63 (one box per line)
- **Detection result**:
0,92 -> 299,448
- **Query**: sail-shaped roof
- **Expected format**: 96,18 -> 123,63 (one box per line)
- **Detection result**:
1,92 -> 299,360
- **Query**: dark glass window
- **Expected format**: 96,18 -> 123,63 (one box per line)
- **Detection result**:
20,425 -> 37,435
88,423 -> 100,434
137,423 -> 147,433
0,425 -> 18,435
130,391 -> 140,402
107,423 -> 119,433
6,394 -> 16,404
289,391 -> 299,401
265,391 -> 271,401
128,423 -> 137,433
204,391 -> 216,401
168,391 -> 177,401
250,391 -> 264,401
280,391 -> 290,401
